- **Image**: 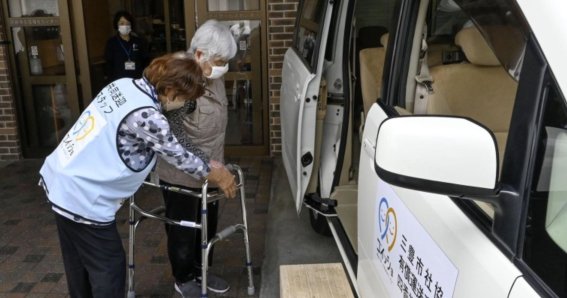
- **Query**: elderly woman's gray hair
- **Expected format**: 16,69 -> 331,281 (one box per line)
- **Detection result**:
189,19 -> 237,61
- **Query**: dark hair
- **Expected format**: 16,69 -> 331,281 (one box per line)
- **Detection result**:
143,52 -> 205,102
113,10 -> 134,30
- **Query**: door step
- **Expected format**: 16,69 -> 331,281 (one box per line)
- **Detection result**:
280,263 -> 355,298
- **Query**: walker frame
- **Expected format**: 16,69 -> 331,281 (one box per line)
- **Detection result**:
126,164 -> 255,297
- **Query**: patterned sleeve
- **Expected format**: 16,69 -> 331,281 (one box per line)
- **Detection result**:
119,107 -> 210,179
164,100 -> 210,164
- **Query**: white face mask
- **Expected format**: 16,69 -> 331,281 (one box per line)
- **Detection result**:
206,63 -> 229,79
118,25 -> 131,36
163,98 -> 185,111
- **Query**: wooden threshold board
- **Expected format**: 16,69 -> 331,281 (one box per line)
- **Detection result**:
280,263 -> 355,298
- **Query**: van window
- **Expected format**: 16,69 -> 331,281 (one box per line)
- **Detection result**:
294,0 -> 327,70
523,81 -> 567,297
454,0 -> 528,80
418,1 -> 525,219
430,0 -> 468,38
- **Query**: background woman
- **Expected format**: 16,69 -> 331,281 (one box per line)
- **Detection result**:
104,10 -> 149,82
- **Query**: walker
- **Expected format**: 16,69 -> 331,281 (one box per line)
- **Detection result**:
126,164 -> 255,297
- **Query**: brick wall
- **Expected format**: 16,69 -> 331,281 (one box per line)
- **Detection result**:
0,18 -> 21,161
267,0 -> 298,155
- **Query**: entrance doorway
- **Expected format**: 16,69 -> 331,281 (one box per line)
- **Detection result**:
1,0 -> 79,157
126,0 -> 269,156
197,0 -> 268,156
1,0 -> 122,157
2,0 -> 269,157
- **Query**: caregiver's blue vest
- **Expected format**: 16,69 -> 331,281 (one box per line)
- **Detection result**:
40,78 -> 158,224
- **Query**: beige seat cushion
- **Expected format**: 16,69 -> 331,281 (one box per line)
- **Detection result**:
427,65 -> 516,131
427,64 -> 516,166
380,33 -> 389,51
455,26 -> 500,66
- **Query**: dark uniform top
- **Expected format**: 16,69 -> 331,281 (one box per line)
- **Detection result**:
104,34 -> 149,82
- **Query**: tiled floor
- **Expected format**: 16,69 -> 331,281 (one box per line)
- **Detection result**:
0,157 -> 273,297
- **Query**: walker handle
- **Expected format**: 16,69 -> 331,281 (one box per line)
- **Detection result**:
216,225 -> 238,240
224,163 -> 243,186
225,163 -> 235,172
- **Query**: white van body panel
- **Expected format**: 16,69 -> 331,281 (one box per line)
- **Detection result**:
357,105 -> 533,297
509,277 -> 542,298
357,104 -> 390,298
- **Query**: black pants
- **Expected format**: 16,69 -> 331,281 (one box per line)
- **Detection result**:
161,181 -> 219,283
54,213 -> 125,298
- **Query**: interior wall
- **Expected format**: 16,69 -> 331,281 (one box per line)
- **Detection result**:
108,0 -> 126,17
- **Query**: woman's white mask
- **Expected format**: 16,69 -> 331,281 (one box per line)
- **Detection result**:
206,63 -> 229,79
118,25 -> 131,36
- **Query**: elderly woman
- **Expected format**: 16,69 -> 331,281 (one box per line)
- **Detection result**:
156,20 -> 236,297
39,52 -> 236,297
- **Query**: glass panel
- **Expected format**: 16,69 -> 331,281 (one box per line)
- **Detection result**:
11,26 -> 65,76
222,20 -> 261,72
131,0 -> 187,57
8,0 -> 59,17
33,84 -> 72,147
455,0 -> 529,80
170,0 -> 186,52
294,0 -> 326,69
132,0 -> 167,58
296,27 -> 317,65
524,85 -> 567,297
301,0 -> 326,23
207,0 -> 259,11
215,19 -> 263,146
226,80 -> 261,145
431,0 -> 468,37
27,26 -> 65,75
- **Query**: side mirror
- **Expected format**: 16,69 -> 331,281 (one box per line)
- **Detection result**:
375,116 -> 499,196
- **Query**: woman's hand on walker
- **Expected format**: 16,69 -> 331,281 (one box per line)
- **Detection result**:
207,161 -> 237,198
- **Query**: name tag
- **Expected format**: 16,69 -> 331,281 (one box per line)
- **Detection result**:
124,61 -> 136,70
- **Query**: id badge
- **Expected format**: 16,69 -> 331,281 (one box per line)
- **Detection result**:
124,61 -> 136,70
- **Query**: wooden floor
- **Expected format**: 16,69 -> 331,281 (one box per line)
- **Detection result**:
280,263 -> 355,298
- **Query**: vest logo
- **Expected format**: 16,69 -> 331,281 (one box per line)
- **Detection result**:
57,106 -> 107,167
378,197 -> 398,252
73,111 -> 95,141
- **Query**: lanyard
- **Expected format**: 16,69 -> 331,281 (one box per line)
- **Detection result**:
117,36 -> 132,60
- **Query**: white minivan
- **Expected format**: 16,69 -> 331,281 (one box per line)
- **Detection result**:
280,0 -> 567,297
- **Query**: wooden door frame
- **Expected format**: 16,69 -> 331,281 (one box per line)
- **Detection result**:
1,0 -> 80,157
